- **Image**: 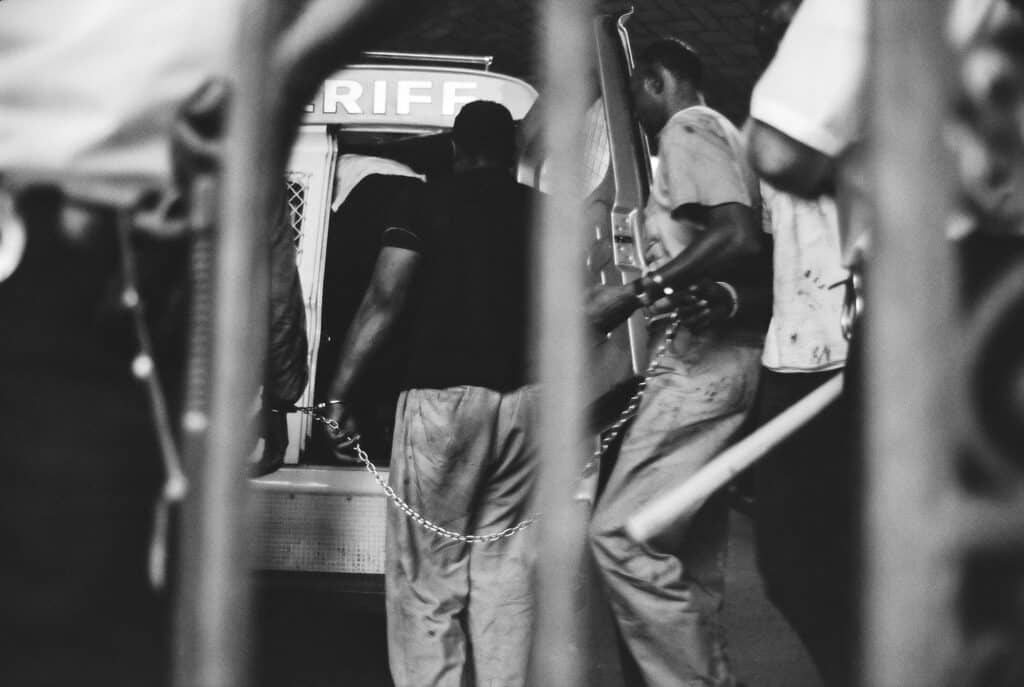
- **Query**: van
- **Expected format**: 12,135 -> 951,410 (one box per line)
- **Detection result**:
252,9 -> 651,591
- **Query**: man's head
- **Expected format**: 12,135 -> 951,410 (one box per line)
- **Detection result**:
451,100 -> 516,171
630,38 -> 703,137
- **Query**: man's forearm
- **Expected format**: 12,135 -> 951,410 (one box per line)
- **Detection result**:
649,219 -> 761,292
326,302 -> 400,403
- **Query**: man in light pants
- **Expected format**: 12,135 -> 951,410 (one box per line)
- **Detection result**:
586,39 -> 767,687
323,101 -> 540,687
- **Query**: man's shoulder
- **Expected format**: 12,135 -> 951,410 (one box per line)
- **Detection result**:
662,106 -> 741,150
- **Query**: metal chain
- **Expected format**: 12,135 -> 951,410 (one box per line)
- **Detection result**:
301,312 -> 681,544
580,312 -> 682,475
304,411 -> 536,543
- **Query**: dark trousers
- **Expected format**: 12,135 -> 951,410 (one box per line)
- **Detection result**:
0,190 -> 175,686
753,366 -> 860,687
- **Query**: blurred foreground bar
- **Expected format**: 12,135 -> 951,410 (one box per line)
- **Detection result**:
864,1 -> 959,686
530,0 -> 594,686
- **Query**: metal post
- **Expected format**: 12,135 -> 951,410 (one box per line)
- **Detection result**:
531,1 -> 595,685
173,1 -> 287,684
864,1 -> 960,685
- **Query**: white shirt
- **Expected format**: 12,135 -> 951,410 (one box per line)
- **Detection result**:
749,0 -> 868,161
0,0 -> 242,180
749,0 -> 1014,264
749,0 -> 870,268
760,182 -> 848,372
332,155 -> 424,212
644,105 -> 760,268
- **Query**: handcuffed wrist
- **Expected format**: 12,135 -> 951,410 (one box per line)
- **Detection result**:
649,271 -> 675,299
715,281 -> 740,319
631,277 -> 654,309
316,399 -> 347,410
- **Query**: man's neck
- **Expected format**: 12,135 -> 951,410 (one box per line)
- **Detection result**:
666,93 -> 704,120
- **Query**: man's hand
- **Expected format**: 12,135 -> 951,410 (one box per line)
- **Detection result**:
321,401 -> 362,464
650,278 -> 735,332
586,283 -> 639,336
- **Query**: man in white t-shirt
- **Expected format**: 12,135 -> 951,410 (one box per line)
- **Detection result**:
586,39 -> 766,687
745,3 -> 1022,685
744,2 -> 867,684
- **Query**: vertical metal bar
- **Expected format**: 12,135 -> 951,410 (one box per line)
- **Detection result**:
173,1 -> 287,684
531,0 -> 594,685
865,1 -> 960,685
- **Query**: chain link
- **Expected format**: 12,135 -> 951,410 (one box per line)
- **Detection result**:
301,312 -> 681,544
304,412 -> 536,543
581,312 -> 682,475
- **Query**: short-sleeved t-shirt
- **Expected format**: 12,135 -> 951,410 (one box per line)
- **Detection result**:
315,172 -> 425,402
749,0 -> 870,266
644,105 -> 761,268
761,181 -> 849,372
383,168 -> 537,392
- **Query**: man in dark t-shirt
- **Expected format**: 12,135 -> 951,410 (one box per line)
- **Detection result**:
321,101 -> 539,687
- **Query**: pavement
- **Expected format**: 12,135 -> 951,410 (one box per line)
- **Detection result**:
252,511 -> 822,687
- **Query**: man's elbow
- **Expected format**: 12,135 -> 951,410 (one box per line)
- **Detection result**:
727,226 -> 764,261
747,121 -> 832,197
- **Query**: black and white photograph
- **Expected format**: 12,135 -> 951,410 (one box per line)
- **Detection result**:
2,1 -> 1023,685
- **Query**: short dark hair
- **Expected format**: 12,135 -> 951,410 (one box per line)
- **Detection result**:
452,100 -> 516,165
637,38 -> 703,90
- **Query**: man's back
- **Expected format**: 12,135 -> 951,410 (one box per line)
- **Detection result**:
402,168 -> 536,392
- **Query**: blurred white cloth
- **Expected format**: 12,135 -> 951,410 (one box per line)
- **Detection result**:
949,0 -> 1019,48
749,0 -> 869,267
0,0 -> 241,180
331,154 -> 423,211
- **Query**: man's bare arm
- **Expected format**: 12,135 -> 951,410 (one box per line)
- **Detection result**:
326,246 -> 420,404
653,201 -> 763,289
587,201 -> 764,334
746,120 -> 834,197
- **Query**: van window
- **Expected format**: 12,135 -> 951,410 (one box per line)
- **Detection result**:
537,97 -> 611,197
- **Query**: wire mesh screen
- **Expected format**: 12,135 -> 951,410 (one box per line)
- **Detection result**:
538,97 -> 610,197
285,172 -> 311,258
582,97 -> 611,195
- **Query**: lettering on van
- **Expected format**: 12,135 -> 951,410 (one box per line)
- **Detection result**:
307,80 -> 479,117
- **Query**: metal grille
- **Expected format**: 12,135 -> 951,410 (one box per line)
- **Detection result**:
285,172 -> 311,257
538,98 -> 610,197
582,98 -> 611,196
253,488 -> 387,574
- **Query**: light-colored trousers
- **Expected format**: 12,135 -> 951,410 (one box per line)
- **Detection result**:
589,326 -> 762,687
386,385 -> 538,687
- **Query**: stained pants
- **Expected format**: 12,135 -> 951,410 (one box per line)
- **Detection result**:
386,385 -> 538,687
589,328 -> 761,687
